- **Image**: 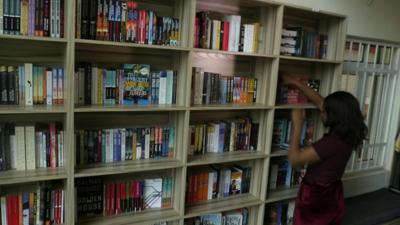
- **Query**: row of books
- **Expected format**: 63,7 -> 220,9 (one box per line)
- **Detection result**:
75,126 -> 174,165
0,123 -> 64,171
0,0 -> 64,37
277,78 -> 320,105
0,64 -> 64,106
76,0 -> 180,45
76,177 -> 173,218
269,157 -> 304,190
186,165 -> 251,204
265,201 -> 295,225
0,184 -> 64,225
75,64 -> 177,106
195,12 -> 259,53
281,28 -> 328,59
185,208 -> 249,225
189,118 -> 259,156
192,67 -> 258,105
272,118 -> 315,150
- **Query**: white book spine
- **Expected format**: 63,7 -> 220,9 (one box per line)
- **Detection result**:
35,132 -> 41,168
1,197 -> 7,225
55,0 -> 60,38
60,130 -> 64,167
249,25 -> 254,53
229,122 -> 235,151
25,125 -> 36,170
46,70 -> 53,105
121,128 -> 126,161
10,134 -> 16,169
0,0 -> 3,34
61,190 -> 64,223
50,0 -> 55,37
243,25 -> 249,53
234,16 -> 241,52
159,75 -> 167,104
207,172 -> 214,200
145,129 -> 150,159
24,63 -> 33,105
15,126 -> 26,170
166,70 -> 173,104
42,132 -> 47,168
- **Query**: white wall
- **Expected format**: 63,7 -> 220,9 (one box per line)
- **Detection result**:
275,0 -> 400,42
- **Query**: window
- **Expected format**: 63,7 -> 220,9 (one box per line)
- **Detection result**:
342,38 -> 400,172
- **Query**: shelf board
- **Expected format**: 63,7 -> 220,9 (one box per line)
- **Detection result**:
274,104 -> 317,109
190,103 -> 272,111
187,151 -> 267,167
75,159 -> 183,178
184,194 -> 262,218
75,39 -> 190,51
74,105 -> 186,113
0,34 -> 67,43
279,55 -> 342,64
192,48 -> 277,58
0,168 -> 67,185
265,187 -> 299,203
270,148 -> 289,157
0,105 -> 66,114
78,208 -> 180,225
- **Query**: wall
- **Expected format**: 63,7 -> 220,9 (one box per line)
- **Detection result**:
275,0 -> 400,43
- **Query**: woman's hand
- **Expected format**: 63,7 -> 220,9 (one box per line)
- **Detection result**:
280,72 -> 297,85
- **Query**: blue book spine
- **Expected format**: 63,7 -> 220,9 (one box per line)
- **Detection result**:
219,123 -> 225,153
141,128 -> 145,159
148,11 -> 154,44
113,130 -> 117,162
163,128 -> 169,157
117,130 -> 121,161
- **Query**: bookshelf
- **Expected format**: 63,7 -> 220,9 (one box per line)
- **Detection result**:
0,0 -> 346,225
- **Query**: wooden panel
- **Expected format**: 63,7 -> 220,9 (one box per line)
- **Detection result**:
184,194 -> 261,218
77,208 -> 180,225
75,159 -> 183,178
0,105 -> 66,114
265,187 -> 298,203
187,151 -> 267,166
0,168 -> 67,186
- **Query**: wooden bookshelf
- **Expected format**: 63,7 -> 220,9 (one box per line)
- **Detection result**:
0,0 -> 346,224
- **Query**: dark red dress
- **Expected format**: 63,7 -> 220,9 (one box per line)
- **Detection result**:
294,134 -> 352,225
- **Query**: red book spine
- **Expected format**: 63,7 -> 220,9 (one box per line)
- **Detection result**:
55,190 -> 59,224
223,21 -> 229,51
120,182 -> 126,212
60,0 -> 64,38
49,123 -> 57,168
134,181 -> 140,211
194,17 -> 199,48
130,181 -> 136,211
139,10 -> 146,44
43,0 -> 50,36
193,174 -> 198,203
115,183 -> 121,215
106,184 -> 110,216
111,183 -> 116,216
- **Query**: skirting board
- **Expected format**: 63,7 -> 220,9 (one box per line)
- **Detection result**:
342,169 -> 390,198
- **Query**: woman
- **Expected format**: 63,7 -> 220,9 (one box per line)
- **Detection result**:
281,73 -> 368,225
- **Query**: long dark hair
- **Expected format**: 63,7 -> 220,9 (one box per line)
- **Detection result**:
323,91 -> 368,149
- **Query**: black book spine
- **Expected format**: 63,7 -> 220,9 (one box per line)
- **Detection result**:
7,66 -> 16,104
4,124 -> 12,170
84,65 -> 92,105
0,66 -> 7,105
172,71 -> 177,104
81,0 -> 89,39
46,130 -> 50,167
89,0 -> 97,39
239,25 -> 245,52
